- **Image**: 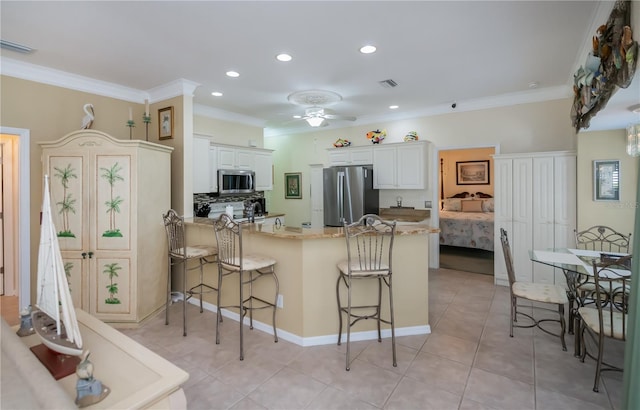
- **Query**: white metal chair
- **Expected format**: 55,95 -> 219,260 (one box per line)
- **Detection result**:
336,214 -> 396,371
577,254 -> 632,392
500,228 -> 568,350
213,213 -> 279,360
162,209 -> 217,336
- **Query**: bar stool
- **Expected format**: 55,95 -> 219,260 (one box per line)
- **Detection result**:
162,209 -> 217,336
336,214 -> 396,371
213,213 -> 279,360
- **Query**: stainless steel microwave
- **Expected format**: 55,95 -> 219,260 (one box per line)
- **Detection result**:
218,169 -> 255,195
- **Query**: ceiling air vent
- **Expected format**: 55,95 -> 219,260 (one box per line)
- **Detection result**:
0,39 -> 34,54
378,79 -> 398,88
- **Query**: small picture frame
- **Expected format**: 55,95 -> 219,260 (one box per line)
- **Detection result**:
456,160 -> 490,185
284,172 -> 302,199
158,106 -> 174,140
593,160 -> 620,201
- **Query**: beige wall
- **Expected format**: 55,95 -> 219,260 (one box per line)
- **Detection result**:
0,75 -> 178,302
439,148 -> 495,201
577,129 -> 639,236
194,116 -> 264,148
264,98 -> 577,226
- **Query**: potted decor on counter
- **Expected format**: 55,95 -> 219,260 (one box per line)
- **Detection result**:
333,138 -> 351,147
404,131 -> 419,141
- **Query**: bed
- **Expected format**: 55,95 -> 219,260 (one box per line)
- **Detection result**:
439,191 -> 495,251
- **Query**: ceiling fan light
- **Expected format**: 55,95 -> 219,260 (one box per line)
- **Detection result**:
306,117 -> 325,127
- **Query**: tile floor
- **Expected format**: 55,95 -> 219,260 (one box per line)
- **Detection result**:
120,268 -> 624,409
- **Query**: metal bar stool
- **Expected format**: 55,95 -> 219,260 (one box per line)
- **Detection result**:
336,214 -> 396,371
162,209 -> 217,336
213,213 -> 279,360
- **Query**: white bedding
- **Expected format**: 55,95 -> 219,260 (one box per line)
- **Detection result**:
439,210 -> 494,251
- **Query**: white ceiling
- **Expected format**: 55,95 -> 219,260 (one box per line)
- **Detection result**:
1,1 -> 638,135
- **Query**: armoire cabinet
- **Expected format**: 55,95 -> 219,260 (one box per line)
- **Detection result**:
493,151 -> 576,287
40,130 -> 173,324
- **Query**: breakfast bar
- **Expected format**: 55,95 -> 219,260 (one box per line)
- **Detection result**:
185,219 -> 438,345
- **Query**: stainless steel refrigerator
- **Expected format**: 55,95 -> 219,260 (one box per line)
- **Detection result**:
323,165 -> 379,227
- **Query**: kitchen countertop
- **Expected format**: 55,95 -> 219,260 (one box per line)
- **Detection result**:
379,207 -> 431,222
187,218 -> 438,239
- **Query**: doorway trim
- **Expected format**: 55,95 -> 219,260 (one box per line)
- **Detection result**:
1,127 -> 30,307
430,143 -> 500,269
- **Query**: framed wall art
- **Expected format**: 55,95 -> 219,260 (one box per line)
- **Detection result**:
285,172 -> 302,199
593,159 -> 620,201
456,160 -> 490,185
158,106 -> 174,140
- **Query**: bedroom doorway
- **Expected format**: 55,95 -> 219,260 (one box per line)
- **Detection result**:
436,145 -> 497,275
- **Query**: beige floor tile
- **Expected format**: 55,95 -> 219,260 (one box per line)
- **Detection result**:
248,367 -> 326,409
287,344 -> 352,385
405,352 -> 471,396
357,338 -> 418,374
535,386 -> 611,410
384,376 -> 461,410
458,397 -> 499,410
473,341 -> 534,384
396,333 -> 429,351
329,359 -> 402,407
228,396 -> 267,410
216,355 -> 285,396
464,368 -> 534,410
183,375 -> 245,410
421,332 -> 478,366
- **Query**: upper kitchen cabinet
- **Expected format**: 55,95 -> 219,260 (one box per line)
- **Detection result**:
254,151 -> 273,191
327,146 -> 373,166
40,130 -> 173,324
373,141 -> 428,189
218,146 -> 254,170
193,136 -> 218,193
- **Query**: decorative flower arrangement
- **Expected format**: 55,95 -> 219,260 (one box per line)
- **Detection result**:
333,138 -> 351,147
404,131 -> 419,141
366,129 -> 386,144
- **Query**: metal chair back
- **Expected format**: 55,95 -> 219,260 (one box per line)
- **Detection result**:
343,214 -> 396,276
213,213 -> 242,271
591,254 -> 633,341
575,226 -> 631,253
500,228 -> 516,288
163,209 -> 187,259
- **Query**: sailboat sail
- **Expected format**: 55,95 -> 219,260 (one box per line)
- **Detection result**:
34,175 -> 82,354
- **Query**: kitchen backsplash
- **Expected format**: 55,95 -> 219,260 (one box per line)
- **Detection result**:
193,191 -> 264,209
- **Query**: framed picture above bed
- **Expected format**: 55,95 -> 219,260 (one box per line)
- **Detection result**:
456,160 -> 490,185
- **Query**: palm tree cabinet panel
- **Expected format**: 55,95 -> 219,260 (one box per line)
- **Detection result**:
40,130 -> 173,324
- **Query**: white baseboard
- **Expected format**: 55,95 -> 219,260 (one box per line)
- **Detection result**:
184,298 -> 431,347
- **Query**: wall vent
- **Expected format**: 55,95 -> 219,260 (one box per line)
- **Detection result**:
378,79 -> 398,88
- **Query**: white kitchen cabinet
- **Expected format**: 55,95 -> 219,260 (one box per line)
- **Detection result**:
327,146 -> 373,166
40,130 -> 173,324
254,152 -> 273,191
493,151 -> 576,287
209,145 -> 218,192
372,141 -> 427,189
193,136 -> 211,193
217,147 -> 254,170
212,144 -> 273,191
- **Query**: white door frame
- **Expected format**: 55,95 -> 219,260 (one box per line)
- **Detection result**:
1,127 -> 30,307
430,143 -> 500,269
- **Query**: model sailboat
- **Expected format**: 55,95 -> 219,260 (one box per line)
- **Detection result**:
32,175 -> 83,356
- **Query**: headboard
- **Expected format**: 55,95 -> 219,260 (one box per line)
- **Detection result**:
440,158 -> 493,209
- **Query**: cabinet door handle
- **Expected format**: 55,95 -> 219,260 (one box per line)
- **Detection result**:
88,251 -> 94,259
82,252 -> 87,259
275,218 -> 282,228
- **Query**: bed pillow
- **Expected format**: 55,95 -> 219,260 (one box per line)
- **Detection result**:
461,199 -> 483,212
442,198 -> 462,211
482,198 -> 495,212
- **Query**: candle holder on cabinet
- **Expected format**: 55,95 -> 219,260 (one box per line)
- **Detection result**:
126,120 -> 135,140
142,114 -> 151,141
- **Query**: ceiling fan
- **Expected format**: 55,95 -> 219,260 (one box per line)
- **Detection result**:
293,106 -> 356,127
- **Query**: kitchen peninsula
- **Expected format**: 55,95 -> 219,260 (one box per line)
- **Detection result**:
185,219 -> 438,345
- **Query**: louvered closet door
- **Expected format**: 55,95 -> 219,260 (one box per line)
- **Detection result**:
512,158 -> 533,283
553,155 -> 577,287
494,158 -> 513,285
533,156 -> 555,284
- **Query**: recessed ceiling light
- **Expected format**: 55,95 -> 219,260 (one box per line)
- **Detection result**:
226,71 -> 240,78
211,91 -> 223,97
276,53 -> 292,62
293,115 -> 302,119
360,45 -> 377,54
389,105 -> 399,109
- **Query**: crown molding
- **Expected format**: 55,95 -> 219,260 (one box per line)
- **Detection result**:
0,57 -> 200,104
